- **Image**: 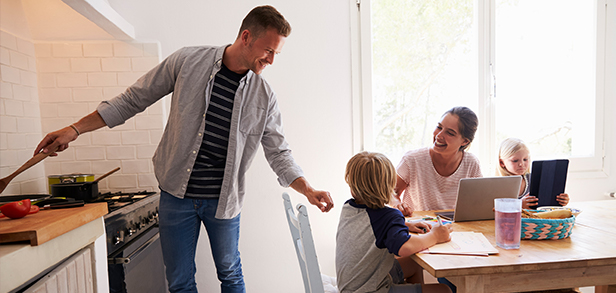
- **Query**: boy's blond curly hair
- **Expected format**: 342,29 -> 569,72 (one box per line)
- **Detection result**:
345,151 -> 396,209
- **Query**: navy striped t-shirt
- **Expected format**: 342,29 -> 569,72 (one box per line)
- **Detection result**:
185,63 -> 245,198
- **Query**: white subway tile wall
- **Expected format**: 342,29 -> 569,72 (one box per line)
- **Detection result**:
0,30 -> 164,195
0,31 -> 47,195
36,40 -> 163,193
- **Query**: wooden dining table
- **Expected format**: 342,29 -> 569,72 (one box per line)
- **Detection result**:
410,200 -> 616,293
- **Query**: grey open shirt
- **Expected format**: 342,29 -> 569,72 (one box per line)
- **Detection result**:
97,45 -> 304,219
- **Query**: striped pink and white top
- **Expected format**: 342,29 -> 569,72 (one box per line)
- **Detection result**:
396,147 -> 482,212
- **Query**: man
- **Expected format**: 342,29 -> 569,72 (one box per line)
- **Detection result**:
34,5 -> 333,293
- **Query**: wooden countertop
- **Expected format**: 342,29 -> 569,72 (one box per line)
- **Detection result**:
0,202 -> 108,246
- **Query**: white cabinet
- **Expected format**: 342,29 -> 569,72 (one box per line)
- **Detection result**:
24,247 -> 94,293
0,218 -> 109,293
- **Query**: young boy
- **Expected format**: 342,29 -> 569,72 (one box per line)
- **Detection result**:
336,151 -> 452,293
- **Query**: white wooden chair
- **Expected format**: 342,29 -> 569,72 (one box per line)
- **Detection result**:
283,192 -> 326,293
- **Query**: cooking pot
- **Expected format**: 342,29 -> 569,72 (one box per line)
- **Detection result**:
48,174 -> 94,193
50,167 -> 119,202
51,182 -> 100,202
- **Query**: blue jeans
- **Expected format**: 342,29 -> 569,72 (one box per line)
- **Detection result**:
438,278 -> 456,293
390,260 -> 422,293
158,191 -> 245,293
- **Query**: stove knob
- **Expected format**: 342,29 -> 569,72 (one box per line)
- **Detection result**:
152,212 -> 159,225
114,231 -> 125,245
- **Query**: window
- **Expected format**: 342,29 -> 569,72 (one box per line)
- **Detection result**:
352,0 -> 610,177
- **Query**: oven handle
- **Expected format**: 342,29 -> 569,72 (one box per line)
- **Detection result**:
108,232 -> 160,264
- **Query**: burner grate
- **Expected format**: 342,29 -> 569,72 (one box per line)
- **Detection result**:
99,190 -> 157,212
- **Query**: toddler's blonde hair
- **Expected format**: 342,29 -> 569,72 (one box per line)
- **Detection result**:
345,151 -> 396,209
497,138 -> 531,176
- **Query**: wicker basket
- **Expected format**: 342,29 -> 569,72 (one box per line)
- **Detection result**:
521,216 -> 576,240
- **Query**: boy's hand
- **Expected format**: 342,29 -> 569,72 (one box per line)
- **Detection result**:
557,193 -> 569,206
408,222 -> 431,234
521,195 -> 538,209
431,224 -> 452,243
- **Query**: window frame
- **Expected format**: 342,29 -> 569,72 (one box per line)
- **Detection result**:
350,0 -> 612,179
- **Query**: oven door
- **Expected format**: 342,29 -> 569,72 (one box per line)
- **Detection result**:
108,226 -> 167,293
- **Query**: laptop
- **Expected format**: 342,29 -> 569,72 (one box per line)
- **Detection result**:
436,176 -> 522,222
529,159 -> 569,208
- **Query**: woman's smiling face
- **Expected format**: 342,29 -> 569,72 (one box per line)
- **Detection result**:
432,113 -> 469,155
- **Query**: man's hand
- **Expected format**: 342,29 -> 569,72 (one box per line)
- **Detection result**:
34,111 -> 107,156
290,177 -> 334,212
34,126 -> 79,156
304,189 -> 334,212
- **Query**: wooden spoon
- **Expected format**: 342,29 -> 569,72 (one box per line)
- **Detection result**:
0,146 -> 58,194
94,167 -> 121,183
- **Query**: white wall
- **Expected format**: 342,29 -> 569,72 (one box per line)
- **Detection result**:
0,30 -> 46,194
1,0 -> 165,194
0,0 -> 45,194
34,41 -> 163,193
107,0 -> 354,292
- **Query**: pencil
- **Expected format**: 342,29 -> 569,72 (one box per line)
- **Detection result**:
436,215 -> 444,226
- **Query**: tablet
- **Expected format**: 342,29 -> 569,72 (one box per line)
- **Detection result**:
529,159 -> 569,208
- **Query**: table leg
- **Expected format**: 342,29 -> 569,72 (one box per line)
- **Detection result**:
449,275 -> 485,293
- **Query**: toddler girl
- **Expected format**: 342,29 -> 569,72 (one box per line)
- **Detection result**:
497,138 -> 569,209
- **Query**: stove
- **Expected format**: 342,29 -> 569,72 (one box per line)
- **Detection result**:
96,190 -> 166,293
101,191 -> 160,256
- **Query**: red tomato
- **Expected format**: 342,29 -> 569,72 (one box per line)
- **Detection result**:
0,205 -> 38,218
0,199 -> 32,219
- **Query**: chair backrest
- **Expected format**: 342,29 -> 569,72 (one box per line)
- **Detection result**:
283,192 -> 325,293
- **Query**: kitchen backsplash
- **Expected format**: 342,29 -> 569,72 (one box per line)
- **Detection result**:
1,30 -> 165,195
1,30 -> 45,195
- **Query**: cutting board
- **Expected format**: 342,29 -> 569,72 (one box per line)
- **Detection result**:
0,202 -> 108,246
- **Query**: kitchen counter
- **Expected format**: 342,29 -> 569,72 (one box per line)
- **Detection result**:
0,203 -> 110,292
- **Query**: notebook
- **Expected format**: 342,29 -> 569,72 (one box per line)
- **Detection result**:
436,176 -> 522,222
529,159 -> 569,208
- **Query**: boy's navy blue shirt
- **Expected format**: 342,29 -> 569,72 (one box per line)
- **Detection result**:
347,199 -> 411,254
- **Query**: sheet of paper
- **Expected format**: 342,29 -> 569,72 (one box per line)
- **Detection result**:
423,232 -> 499,256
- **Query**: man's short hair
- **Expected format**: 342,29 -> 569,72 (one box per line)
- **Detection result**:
237,5 -> 292,40
345,152 -> 396,209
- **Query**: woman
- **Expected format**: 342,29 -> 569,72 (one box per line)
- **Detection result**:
392,106 -> 482,216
